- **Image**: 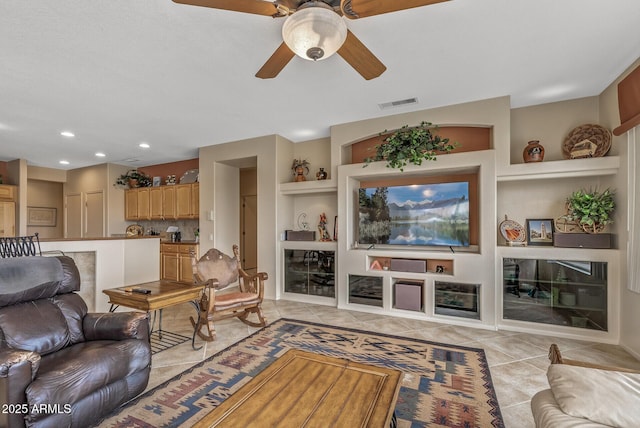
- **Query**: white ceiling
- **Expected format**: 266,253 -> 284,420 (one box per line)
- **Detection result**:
1,0 -> 639,170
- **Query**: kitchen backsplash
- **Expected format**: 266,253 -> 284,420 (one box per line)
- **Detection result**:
135,219 -> 199,241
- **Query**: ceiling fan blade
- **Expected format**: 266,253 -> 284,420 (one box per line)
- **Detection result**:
337,30 -> 386,80
342,0 -> 449,19
172,0 -> 280,17
255,43 -> 295,79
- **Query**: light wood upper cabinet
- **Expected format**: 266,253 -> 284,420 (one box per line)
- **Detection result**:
162,186 -> 176,220
136,188 -> 150,220
124,183 -> 198,220
0,185 -> 16,201
149,187 -> 164,220
0,201 -> 15,237
191,183 -> 199,219
125,189 -> 139,220
176,183 -> 199,219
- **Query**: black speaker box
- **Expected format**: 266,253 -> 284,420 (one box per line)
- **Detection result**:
390,258 -> 427,273
285,230 -> 316,241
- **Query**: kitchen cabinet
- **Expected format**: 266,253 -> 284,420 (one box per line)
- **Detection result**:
162,186 -> 176,219
149,187 -> 163,220
0,202 -> 15,237
176,183 -> 198,219
161,242 -> 199,283
125,188 -> 150,220
0,185 -> 17,237
125,183 -> 197,220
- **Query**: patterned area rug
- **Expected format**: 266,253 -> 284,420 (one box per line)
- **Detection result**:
97,319 -> 504,427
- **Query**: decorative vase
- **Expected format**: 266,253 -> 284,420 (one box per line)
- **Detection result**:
523,140 -> 545,162
294,166 -> 306,182
128,178 -> 139,188
316,168 -> 328,180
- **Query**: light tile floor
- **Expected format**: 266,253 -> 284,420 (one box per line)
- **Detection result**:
145,300 -> 640,428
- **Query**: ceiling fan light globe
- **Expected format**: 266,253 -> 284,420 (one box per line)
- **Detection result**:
282,6 -> 347,61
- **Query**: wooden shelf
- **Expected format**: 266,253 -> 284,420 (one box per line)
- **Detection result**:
279,179 -> 337,195
497,156 -> 620,182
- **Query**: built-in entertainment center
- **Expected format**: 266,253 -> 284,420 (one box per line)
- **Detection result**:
279,95 -> 623,343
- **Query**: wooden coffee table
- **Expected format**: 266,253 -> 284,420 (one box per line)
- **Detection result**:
193,349 -> 402,427
103,280 -> 204,349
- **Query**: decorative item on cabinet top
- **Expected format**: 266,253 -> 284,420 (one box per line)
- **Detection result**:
363,121 -> 457,171
180,169 -> 199,184
115,169 -> 152,188
562,124 -> 612,159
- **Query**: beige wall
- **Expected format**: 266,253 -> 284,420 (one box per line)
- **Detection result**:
199,135 -> 291,299
510,97 -> 601,163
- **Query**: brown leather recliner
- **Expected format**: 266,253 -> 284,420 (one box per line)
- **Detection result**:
0,256 -> 151,428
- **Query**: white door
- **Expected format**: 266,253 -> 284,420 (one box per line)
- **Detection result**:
65,193 -> 82,238
85,190 -> 104,238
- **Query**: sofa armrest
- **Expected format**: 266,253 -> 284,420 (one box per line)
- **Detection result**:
83,312 -> 150,342
0,349 -> 41,428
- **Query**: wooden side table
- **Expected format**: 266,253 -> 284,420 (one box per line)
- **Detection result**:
103,280 -> 204,350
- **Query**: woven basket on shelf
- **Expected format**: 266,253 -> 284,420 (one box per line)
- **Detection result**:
562,124 -> 612,159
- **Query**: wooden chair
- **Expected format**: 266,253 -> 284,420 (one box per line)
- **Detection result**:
548,343 -> 639,373
190,245 -> 267,341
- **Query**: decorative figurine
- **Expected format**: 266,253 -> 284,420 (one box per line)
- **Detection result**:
316,167 -> 328,180
318,212 -> 332,241
291,159 -> 310,182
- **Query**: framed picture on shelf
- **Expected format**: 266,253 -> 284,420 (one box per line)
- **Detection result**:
152,176 -> 161,187
526,218 -> 554,246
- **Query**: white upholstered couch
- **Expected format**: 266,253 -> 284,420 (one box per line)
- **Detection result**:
531,345 -> 640,427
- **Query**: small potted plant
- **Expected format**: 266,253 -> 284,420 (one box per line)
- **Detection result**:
115,169 -> 152,188
566,188 -> 615,234
555,188 -> 615,249
291,159 -> 310,182
364,121 -> 457,171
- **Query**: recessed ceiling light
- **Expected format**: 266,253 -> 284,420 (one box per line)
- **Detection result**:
59,160 -> 70,165
139,142 -> 150,149
95,152 -> 106,157
60,131 -> 75,137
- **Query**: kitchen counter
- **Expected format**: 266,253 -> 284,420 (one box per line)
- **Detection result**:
40,236 -> 159,242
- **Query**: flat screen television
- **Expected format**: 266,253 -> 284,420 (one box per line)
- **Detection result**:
358,181 -> 470,248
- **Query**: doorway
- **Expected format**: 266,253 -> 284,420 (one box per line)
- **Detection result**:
240,168 -> 257,273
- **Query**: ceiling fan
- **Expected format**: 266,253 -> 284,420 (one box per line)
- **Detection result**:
172,0 -> 450,80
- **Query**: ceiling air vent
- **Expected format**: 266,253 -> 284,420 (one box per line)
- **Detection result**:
378,97 -> 418,110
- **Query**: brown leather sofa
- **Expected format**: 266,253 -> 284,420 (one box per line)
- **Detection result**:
0,256 -> 151,428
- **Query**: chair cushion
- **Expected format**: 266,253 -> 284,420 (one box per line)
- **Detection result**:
26,339 -> 150,416
215,292 -> 260,310
547,363 -> 640,427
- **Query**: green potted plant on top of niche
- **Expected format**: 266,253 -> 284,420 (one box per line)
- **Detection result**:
114,169 -> 152,188
364,121 -> 457,171
554,188 -> 615,249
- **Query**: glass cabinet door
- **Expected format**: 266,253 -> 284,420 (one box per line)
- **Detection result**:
284,250 -> 308,294
284,249 -> 335,298
503,258 -> 607,331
